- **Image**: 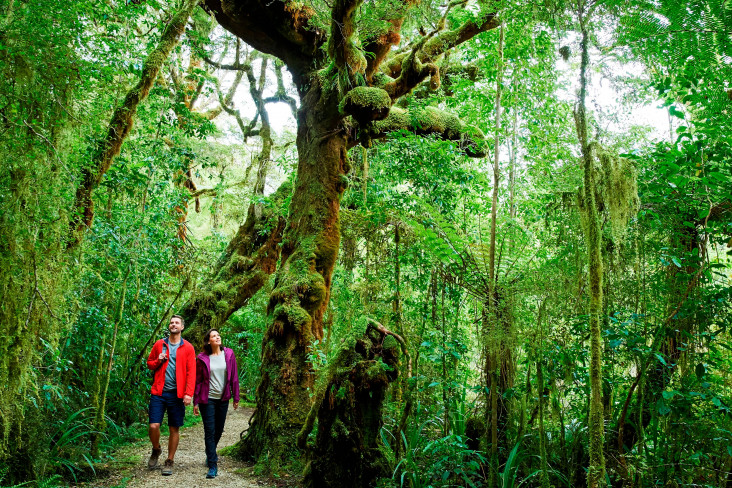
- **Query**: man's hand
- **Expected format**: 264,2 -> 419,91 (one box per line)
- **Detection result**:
193,405 -> 199,416
158,352 -> 167,361
183,395 -> 192,406
233,402 -> 239,410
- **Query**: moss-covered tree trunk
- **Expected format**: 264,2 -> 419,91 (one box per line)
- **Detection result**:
204,0 -> 496,468
179,181 -> 289,347
576,18 -> 606,488
237,79 -> 348,462
300,320 -> 401,488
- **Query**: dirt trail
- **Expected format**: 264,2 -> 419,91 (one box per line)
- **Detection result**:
122,406 -> 260,488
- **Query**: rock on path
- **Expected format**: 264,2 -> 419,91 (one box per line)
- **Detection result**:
125,406 -> 259,488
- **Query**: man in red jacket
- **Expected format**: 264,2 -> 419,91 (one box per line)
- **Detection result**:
146,314 -> 195,476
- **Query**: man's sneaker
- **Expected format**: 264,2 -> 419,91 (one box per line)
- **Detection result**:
161,459 -> 174,476
206,465 -> 218,479
147,448 -> 162,469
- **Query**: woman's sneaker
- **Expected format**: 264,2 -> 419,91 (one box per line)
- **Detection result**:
206,465 -> 218,479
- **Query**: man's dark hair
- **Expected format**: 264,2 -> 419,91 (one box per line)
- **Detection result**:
171,314 -> 185,326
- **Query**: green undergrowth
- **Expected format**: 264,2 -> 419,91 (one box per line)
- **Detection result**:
70,405 -> 202,487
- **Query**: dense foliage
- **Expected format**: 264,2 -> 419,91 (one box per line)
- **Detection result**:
0,0 -> 730,486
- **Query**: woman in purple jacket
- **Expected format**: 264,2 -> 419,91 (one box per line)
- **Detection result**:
193,329 -> 240,479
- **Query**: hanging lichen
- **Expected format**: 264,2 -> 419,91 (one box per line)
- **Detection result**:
578,142 -> 639,245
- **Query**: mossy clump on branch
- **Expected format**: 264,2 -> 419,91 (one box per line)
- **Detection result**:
340,86 -> 392,123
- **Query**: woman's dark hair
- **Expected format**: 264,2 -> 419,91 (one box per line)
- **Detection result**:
203,328 -> 222,355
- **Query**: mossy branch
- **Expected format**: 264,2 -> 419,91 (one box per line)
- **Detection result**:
329,0 -> 366,81
364,317 -> 411,378
380,10 -> 499,99
363,106 -> 486,157
263,60 -> 298,118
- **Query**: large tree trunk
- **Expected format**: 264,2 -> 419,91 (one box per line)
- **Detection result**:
237,80 -> 348,462
179,180 -> 291,345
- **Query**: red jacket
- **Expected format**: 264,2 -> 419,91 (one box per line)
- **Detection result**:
147,338 -> 196,398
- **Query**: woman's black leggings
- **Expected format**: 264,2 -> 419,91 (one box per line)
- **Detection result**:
199,399 -> 229,467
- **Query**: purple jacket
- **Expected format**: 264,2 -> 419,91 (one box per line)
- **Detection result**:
193,347 -> 240,405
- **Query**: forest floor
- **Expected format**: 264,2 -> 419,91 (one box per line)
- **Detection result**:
87,406 -> 298,488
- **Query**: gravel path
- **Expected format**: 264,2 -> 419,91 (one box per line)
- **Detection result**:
124,406 -> 259,488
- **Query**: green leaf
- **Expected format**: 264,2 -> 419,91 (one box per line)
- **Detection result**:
669,105 -> 685,119
657,398 -> 671,415
695,363 -> 706,380
654,353 -> 668,366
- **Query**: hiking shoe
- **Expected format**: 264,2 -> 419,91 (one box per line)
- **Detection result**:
161,459 -> 174,476
147,447 -> 162,469
206,465 -> 218,479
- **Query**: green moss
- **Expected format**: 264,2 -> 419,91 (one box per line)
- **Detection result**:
371,72 -> 394,88
424,29 -> 461,56
211,282 -> 228,297
365,360 -> 388,382
345,40 -> 368,75
340,86 -> 392,123
382,335 -> 398,351
271,301 -> 312,332
231,254 -> 253,272
371,107 -> 409,133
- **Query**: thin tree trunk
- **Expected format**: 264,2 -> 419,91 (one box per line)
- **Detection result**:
575,12 -> 606,487
394,267 -> 431,459
537,360 -> 550,488
392,222 -> 403,405
68,0 -> 201,248
91,262 -> 132,457
486,23 -> 504,488
537,299 -> 550,488
488,21 -> 504,304
441,279 -> 449,436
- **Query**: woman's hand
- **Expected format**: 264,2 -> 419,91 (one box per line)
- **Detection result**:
193,405 -> 199,416
233,402 -> 239,410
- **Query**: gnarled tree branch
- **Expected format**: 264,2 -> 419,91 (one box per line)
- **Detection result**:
202,0 -> 327,81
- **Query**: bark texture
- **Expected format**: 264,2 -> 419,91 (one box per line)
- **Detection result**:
300,321 -> 401,488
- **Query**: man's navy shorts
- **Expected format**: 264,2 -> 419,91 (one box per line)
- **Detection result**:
149,391 -> 185,427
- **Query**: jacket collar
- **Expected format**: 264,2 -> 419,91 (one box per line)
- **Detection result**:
197,347 -> 228,362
